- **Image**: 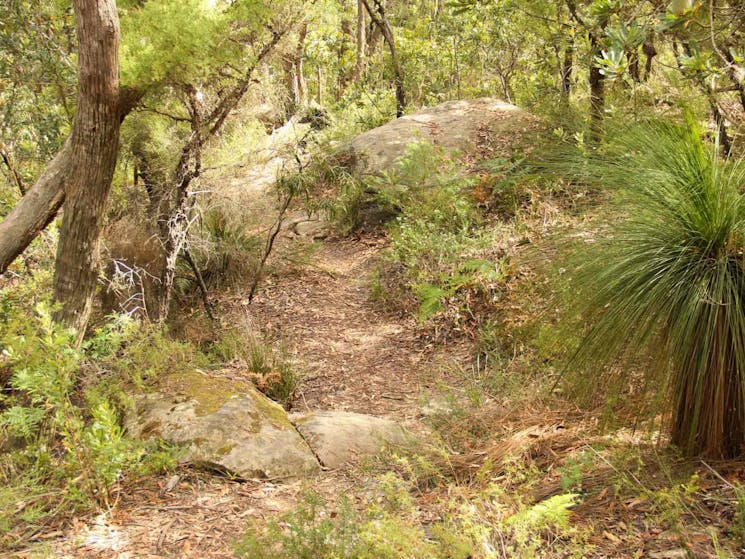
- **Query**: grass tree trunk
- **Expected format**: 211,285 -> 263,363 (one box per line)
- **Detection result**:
52,0 -> 122,335
563,120 -> 745,460
672,309 -> 745,459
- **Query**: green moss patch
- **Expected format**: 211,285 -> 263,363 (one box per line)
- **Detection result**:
157,370 -> 252,416
155,370 -> 293,429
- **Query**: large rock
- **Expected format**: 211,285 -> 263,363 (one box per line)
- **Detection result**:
126,371 -> 319,480
292,411 -> 414,469
346,98 -> 535,177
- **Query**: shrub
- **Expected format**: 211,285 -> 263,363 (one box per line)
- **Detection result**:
371,142 -> 507,327
235,488 -> 462,559
0,306 -> 176,549
191,204 -> 263,290
562,118 -> 745,459
210,330 -> 299,406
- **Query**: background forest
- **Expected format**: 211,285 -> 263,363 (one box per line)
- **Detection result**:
2,0 -> 745,557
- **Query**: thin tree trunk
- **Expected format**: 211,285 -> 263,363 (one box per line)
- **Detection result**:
0,143 -> 25,195
361,0 -> 406,117
680,42 -> 732,155
723,48 -> 745,112
282,24 -> 308,119
52,0 -> 122,334
708,95 -> 732,155
356,0 -> 366,77
337,19 -> 352,99
182,248 -> 214,321
247,190 -> 294,303
434,0 -> 443,22
565,0 -> 606,142
588,33 -> 606,143
561,42 -> 574,97
155,28 -> 289,321
317,65 -> 323,104
157,87 -> 203,321
628,50 -> 641,83
367,20 -> 382,58
452,36 -> 462,100
642,39 -> 657,81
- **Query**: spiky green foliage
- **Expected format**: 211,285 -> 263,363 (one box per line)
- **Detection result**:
566,119 -> 745,459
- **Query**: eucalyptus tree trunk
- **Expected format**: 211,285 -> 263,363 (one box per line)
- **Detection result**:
0,103 -> 139,279
356,0 -> 367,76
0,143 -> 68,274
52,0 -> 122,334
283,24 -> 308,119
565,0 -> 606,143
361,0 -> 406,117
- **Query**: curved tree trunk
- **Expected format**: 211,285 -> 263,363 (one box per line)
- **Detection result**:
52,0 -> 122,335
0,91 -> 140,278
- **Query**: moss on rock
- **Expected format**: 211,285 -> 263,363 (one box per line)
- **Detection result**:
156,370 -> 253,416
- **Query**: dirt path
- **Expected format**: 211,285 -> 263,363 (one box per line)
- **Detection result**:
25,121 -> 473,559
250,234 -> 464,427
31,232 -> 468,559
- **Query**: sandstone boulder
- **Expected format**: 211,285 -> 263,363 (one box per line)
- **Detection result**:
125,371 -> 319,480
346,98 -> 534,177
292,411 -> 414,469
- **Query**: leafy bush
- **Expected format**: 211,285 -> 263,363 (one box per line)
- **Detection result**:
0,306 -> 176,548
371,142 -> 507,326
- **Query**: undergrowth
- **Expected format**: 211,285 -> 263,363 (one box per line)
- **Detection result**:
209,327 -> 299,407
0,304 -> 179,550
235,470 -> 588,559
364,142 -> 510,334
0,274 -> 300,549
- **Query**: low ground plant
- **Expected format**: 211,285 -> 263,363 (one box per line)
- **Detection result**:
210,328 -> 299,406
0,305 -> 178,550
235,470 -> 590,559
367,142 -> 508,330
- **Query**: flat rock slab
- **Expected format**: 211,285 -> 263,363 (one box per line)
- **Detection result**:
292,411 -> 414,469
125,372 -> 319,480
346,98 -> 535,176
280,214 -> 333,240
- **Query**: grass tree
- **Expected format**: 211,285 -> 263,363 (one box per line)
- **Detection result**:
567,119 -> 745,459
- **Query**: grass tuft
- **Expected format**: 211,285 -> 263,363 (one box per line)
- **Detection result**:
561,117 -> 745,459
